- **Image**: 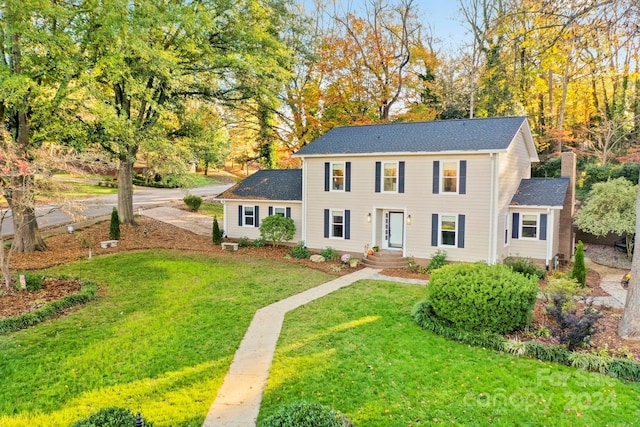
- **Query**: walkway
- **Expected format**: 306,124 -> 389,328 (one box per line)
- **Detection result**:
586,258 -> 628,309
202,267 -> 382,427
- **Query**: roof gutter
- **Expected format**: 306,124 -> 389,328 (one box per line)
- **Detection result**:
292,149 -> 508,159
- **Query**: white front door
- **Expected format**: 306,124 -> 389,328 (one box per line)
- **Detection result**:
386,211 -> 404,249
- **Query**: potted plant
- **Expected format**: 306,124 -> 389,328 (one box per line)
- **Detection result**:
349,257 -> 359,268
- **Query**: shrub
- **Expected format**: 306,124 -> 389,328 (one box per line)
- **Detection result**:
291,242 -> 310,259
545,295 -> 602,351
259,215 -> 295,247
544,275 -> 586,311
183,194 -> 203,211
503,256 -> 546,279
253,237 -> 267,247
72,407 -> 154,427
13,273 -> 44,291
426,250 -> 447,272
109,207 -> 120,240
212,216 -> 223,245
426,263 -> 538,334
320,247 -> 339,261
572,240 -> 587,286
260,401 -> 354,427
237,237 -> 251,248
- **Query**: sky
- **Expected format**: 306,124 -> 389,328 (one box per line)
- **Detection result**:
417,0 -> 468,48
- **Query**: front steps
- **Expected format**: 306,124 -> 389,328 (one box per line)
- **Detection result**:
361,249 -> 408,269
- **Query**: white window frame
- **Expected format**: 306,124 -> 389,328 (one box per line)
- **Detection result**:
440,160 -> 459,194
504,213 -> 509,246
274,207 -> 286,217
330,209 -> 345,239
439,214 -> 457,247
382,161 -> 398,193
520,213 -> 539,239
243,206 -> 255,227
331,162 -> 345,191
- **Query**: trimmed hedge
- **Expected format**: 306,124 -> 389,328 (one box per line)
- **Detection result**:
0,280 -> 97,335
72,407 -> 154,427
427,263 -> 538,334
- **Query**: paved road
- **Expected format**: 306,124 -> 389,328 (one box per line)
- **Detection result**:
0,183 -> 233,236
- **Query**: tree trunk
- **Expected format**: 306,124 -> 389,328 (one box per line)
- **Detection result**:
117,155 -> 136,225
619,173 -> 640,339
8,175 -> 47,252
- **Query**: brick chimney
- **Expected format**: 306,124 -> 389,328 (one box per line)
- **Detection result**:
558,151 -> 576,260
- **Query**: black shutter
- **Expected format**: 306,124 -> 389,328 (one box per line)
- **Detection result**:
345,210 -> 351,240
254,206 -> 260,227
375,162 -> 381,193
512,213 -> 519,239
433,161 -> 440,194
431,214 -> 438,246
268,206 -> 273,216
345,162 -> 351,192
286,207 -> 291,218
399,161 -> 405,193
238,205 -> 243,226
458,214 -> 466,248
324,209 -> 330,238
540,214 -> 547,241
459,160 -> 467,194
324,162 -> 330,191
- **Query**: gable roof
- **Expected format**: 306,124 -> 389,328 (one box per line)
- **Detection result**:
294,116 -> 537,159
510,178 -> 569,208
216,169 -> 302,201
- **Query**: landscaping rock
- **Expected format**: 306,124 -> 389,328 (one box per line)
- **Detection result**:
310,254 -> 326,263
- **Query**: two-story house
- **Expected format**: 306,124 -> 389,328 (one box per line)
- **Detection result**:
217,116 -> 575,267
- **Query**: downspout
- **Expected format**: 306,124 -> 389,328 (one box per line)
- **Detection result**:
488,153 -> 498,264
301,158 -> 307,244
546,208 -> 554,270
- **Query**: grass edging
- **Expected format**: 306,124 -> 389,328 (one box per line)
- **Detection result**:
0,279 -> 98,335
412,299 -> 640,382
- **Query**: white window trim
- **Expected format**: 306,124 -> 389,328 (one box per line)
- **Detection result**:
504,213 -> 509,247
274,207 -> 286,217
440,160 -> 460,195
330,208 -> 345,239
243,206 -> 255,227
439,213 -> 458,247
331,162 -> 345,192
381,161 -> 399,193
520,213 -> 539,240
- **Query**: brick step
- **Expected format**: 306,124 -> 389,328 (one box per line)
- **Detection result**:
362,250 -> 408,269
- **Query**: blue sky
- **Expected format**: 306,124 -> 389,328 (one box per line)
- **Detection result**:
417,0 -> 468,48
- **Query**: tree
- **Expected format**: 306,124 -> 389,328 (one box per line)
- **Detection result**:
259,214 -> 295,247
84,0 -> 294,224
575,178 -> 636,259
109,207 -> 120,241
619,171 -> 640,339
572,240 -> 586,287
0,0 -> 93,252
212,216 -> 223,245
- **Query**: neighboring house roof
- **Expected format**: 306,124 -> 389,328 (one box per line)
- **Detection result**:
216,169 -> 302,201
294,116 -> 537,160
510,178 -> 570,208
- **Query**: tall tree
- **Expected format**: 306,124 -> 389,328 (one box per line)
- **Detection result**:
84,0 -> 293,224
619,171 -> 640,339
0,0 -> 93,252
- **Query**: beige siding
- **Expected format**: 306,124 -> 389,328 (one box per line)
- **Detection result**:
303,154 -> 494,262
508,209 -> 552,261
222,201 -> 302,242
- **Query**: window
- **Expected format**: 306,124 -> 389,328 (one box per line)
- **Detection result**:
383,162 -> 397,192
442,161 -> 458,193
440,215 -> 457,246
274,207 -> 286,217
521,214 -> 538,239
332,163 -> 345,191
331,210 -> 344,238
243,206 -> 255,226
504,213 -> 509,245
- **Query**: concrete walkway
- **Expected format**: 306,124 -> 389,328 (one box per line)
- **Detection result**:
202,267 -> 381,427
585,258 -> 628,309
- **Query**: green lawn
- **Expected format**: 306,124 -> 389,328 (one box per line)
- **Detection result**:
0,251 -> 333,427
260,280 -> 640,426
198,201 -> 224,219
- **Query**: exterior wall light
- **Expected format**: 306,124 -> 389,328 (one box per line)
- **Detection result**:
367,213 -> 372,223
406,215 -> 412,225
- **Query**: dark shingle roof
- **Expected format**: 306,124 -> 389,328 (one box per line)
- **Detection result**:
294,117 -> 529,156
510,178 -> 570,207
216,170 -> 302,201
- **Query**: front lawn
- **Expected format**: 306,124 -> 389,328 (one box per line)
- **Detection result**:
260,280 -> 640,426
0,251 -> 333,426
